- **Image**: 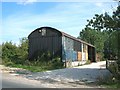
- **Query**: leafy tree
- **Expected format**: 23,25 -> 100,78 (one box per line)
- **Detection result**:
2,37 -> 29,65
2,41 -> 18,64
112,1 -> 120,75
104,2 -> 120,75
0,44 -> 1,54
79,1 -> 120,79
79,13 -> 110,61
79,27 -> 107,54
18,37 -> 28,61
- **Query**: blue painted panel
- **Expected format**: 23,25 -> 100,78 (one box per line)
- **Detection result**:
63,50 -> 71,61
62,49 -> 77,62
65,50 -> 72,61
72,51 -> 77,61
63,50 -> 77,61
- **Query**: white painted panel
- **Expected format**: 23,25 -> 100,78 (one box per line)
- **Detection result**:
82,43 -> 86,61
82,52 -> 86,61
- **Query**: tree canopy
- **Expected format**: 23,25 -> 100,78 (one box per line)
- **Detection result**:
2,37 -> 28,65
79,1 -> 120,78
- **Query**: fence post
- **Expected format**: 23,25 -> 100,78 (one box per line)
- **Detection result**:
106,59 -> 108,69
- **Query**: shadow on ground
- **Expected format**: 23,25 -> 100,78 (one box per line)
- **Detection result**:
13,67 -> 112,86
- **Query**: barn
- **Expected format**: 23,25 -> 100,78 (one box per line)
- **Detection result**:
28,27 -> 96,67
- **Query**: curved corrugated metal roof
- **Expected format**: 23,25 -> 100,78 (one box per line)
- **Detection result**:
28,26 -> 62,38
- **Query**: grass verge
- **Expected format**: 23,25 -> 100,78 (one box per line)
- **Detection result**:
102,82 -> 120,88
3,58 -> 64,72
8,64 -> 48,72
97,74 -> 120,88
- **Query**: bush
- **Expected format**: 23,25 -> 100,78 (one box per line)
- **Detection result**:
2,38 -> 64,72
2,38 -> 28,65
51,57 -> 64,69
85,60 -> 91,65
109,62 -> 118,74
5,61 -> 14,66
97,73 -> 120,88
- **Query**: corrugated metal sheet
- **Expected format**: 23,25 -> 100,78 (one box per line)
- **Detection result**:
74,41 -> 82,51
61,31 -> 95,47
72,51 -> 77,61
63,50 -> 77,61
62,36 -> 74,61
64,36 -> 74,50
65,50 -> 72,61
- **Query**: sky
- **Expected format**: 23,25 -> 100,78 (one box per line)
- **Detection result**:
1,0 -> 118,45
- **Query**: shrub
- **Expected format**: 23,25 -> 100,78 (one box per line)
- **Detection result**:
85,60 -> 91,65
51,57 -> 64,69
2,39 -> 64,72
5,61 -> 14,66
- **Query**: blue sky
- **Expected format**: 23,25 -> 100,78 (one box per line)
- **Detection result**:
2,0 -> 118,45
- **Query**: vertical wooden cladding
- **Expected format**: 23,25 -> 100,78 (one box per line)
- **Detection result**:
28,27 -> 62,60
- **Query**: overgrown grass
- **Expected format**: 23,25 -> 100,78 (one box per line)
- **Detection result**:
97,71 -> 120,88
2,50 -> 65,72
101,60 -> 120,88
3,57 -> 64,72
103,82 -> 120,88
7,64 -> 49,72
3,62 -> 64,72
84,60 -> 91,65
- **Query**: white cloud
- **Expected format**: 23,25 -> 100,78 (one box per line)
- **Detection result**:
3,2 -> 116,44
17,0 -> 37,5
95,2 -> 103,7
2,3 -> 87,44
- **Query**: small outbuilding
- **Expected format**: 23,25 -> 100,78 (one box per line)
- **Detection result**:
28,27 -> 96,67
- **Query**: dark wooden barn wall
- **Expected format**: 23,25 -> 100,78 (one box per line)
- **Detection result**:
28,28 -> 62,60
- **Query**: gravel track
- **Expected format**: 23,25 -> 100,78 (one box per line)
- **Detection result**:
1,61 -> 112,88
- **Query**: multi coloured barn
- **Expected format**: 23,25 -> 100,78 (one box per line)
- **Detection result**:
28,27 -> 96,67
